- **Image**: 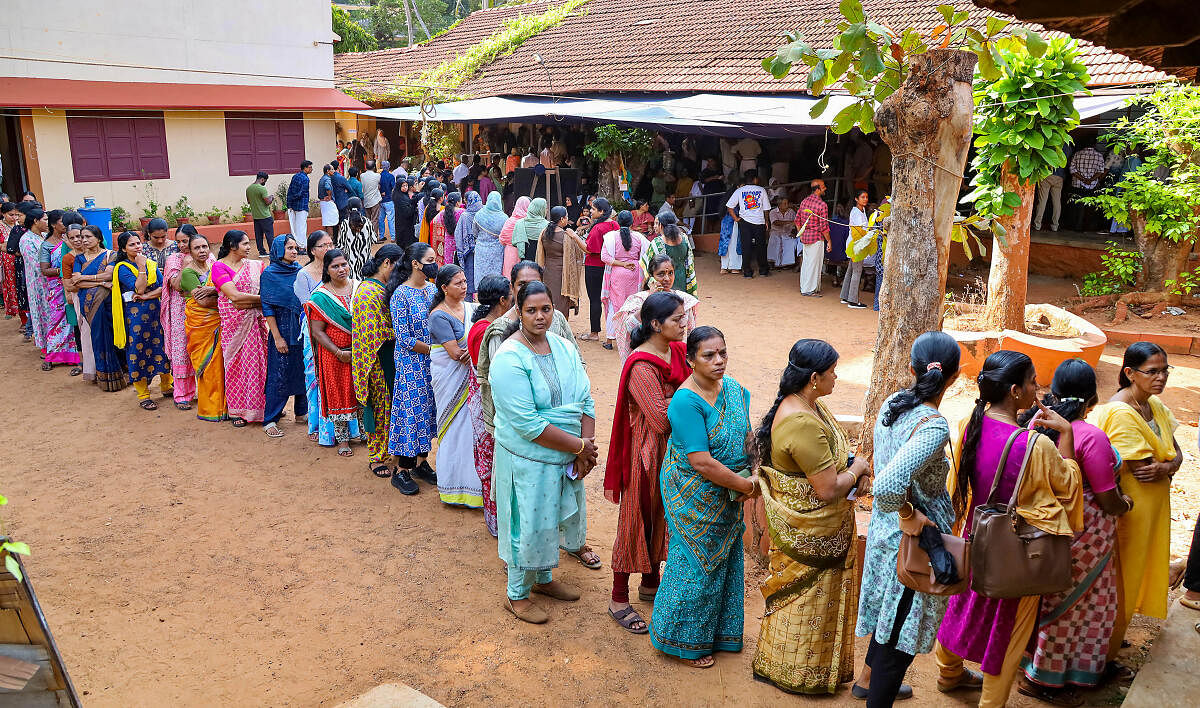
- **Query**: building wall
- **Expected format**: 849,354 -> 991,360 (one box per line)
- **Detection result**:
31,110 -> 336,215
0,0 -> 335,88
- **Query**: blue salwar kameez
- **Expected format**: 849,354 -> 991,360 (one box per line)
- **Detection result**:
650,377 -> 750,660
389,282 -> 437,458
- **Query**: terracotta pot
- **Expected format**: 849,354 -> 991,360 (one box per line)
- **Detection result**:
139,217 -> 152,229
176,216 -> 191,225
271,210 -> 286,220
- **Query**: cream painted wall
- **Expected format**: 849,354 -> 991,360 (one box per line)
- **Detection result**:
1,0 -> 335,88
32,111 -> 337,215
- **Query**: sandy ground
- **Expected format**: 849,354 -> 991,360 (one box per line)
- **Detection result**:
3,254 -> 1196,707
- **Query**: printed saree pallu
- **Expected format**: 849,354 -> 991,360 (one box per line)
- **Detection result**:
430,313 -> 482,508
305,284 -> 359,421
351,278 -> 395,465
41,246 -> 80,365
216,260 -> 267,422
78,252 -> 128,392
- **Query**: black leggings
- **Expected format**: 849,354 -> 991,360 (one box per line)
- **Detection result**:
396,453 -> 428,469
864,587 -> 916,708
584,264 -> 604,334
1185,515 -> 1200,592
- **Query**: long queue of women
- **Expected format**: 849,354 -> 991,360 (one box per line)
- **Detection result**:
2,194 -> 1189,708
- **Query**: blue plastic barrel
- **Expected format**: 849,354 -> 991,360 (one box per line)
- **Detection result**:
78,207 -> 113,248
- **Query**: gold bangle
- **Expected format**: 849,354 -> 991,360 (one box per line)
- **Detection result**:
575,438 -> 586,455
897,502 -> 914,520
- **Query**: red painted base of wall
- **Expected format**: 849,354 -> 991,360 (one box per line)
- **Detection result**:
1103,328 -> 1200,355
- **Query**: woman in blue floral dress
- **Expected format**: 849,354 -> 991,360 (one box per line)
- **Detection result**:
855,331 -> 966,705
387,242 -> 439,493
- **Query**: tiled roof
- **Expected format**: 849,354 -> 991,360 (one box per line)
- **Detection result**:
335,0 -> 1172,104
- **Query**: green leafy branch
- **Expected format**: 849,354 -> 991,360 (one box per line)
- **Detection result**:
582,125 -> 655,164
962,37 -> 1088,219
0,494 -> 30,582
343,0 -> 592,104
762,1 -> 1045,134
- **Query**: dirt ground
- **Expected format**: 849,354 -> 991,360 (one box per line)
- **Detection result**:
3,255 -> 1196,707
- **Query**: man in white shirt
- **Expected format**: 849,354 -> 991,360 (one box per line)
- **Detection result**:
733,137 -> 762,175
521,149 -> 539,169
360,160 -> 383,235
726,169 -> 772,278
451,155 -> 470,186
392,158 -> 410,180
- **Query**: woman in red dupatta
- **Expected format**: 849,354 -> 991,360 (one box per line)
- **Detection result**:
603,291 -> 692,634
305,248 -> 361,456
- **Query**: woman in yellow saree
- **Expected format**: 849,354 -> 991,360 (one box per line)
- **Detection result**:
1088,342 -> 1182,669
753,339 -> 871,695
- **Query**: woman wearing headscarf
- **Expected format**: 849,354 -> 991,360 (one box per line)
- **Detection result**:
454,191 -> 484,297
500,196 -> 530,277
432,191 -> 462,267
392,178 -> 418,248
511,197 -> 548,264
337,197 -> 376,279
472,192 -> 508,291
536,205 -> 586,318
261,234 -> 308,438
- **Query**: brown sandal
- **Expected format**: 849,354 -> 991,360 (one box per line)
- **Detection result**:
139,399 -> 158,411
609,605 -> 648,634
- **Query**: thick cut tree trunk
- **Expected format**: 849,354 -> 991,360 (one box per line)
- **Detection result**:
597,156 -> 621,201
1133,212 -> 1190,294
861,49 -> 977,460
983,169 -> 1035,331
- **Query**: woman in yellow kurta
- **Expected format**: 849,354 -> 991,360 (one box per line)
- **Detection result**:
1088,342 -> 1182,666
753,339 -> 871,695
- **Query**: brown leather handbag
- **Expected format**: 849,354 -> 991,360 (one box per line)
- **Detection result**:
968,428 -> 1073,599
896,491 -> 970,596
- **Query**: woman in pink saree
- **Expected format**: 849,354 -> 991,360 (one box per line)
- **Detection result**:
211,230 -> 268,426
500,196 -> 529,276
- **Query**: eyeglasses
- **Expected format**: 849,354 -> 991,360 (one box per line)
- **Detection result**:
1132,365 -> 1174,377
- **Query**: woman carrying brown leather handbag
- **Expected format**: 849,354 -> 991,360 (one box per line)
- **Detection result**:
934,351 -> 1083,708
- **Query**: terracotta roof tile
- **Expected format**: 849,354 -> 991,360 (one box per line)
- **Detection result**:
335,0 -> 1171,103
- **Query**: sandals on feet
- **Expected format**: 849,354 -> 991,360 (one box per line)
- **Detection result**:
161,388 -> 174,399
174,401 -> 192,411
230,417 -> 247,428
567,546 -> 602,569
307,432 -> 319,442
682,655 -> 715,669
139,399 -> 158,411
264,423 -> 285,438
370,463 -> 392,478
337,444 -> 354,457
609,605 -> 648,634
40,361 -> 52,371
1018,679 -> 1084,707
505,598 -> 548,624
69,366 -> 82,376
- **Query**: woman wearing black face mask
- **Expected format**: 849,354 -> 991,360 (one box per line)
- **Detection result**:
385,242 -> 440,491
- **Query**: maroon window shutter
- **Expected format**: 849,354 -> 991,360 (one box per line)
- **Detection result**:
132,115 -> 170,179
67,115 -> 107,182
251,118 -> 282,173
102,118 -> 138,180
279,115 -> 306,173
225,115 -> 256,176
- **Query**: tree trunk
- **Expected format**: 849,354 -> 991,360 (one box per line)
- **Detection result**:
861,49 -> 977,460
1133,212 -> 1190,293
597,156 -> 621,201
982,169 -> 1035,331
401,0 -> 414,46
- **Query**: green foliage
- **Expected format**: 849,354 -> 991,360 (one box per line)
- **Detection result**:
345,0 -> 590,103
1079,243 -> 1140,296
364,0 -> 457,48
582,125 -> 654,164
963,37 -> 1087,218
1164,266 -> 1200,296
164,195 -> 195,224
274,182 -> 290,211
0,494 -> 31,583
420,122 -> 463,162
109,205 -> 131,231
202,206 -> 231,223
761,1 -> 1042,134
139,181 -> 161,219
1084,84 -> 1200,247
333,6 -> 378,53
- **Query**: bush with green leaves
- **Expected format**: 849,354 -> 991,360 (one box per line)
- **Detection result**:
333,6 -> 377,53
582,125 -> 654,164
1079,243 -> 1141,296
963,37 -> 1087,218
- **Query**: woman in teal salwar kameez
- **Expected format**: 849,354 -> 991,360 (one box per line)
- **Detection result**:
489,281 -> 599,625
650,326 -> 758,669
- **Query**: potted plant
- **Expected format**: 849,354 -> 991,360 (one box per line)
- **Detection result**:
272,182 -> 289,221
138,181 -> 161,229
201,206 -> 230,225
239,203 -> 252,223
164,195 -> 195,227
109,206 -> 131,232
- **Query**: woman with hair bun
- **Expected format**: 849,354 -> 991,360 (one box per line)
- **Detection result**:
854,331 -> 961,704
603,291 -> 690,634
600,210 -> 650,350
1088,341 -> 1182,673
212,229 -> 267,426
1017,358 -> 1132,704
465,274 -> 512,536
935,350 -> 1082,708
752,338 -> 866,693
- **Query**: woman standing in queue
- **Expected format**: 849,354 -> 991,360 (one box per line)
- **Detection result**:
650,326 -> 757,668
296,231 -> 362,446
641,211 -> 698,297
162,225 -> 204,410
511,197 -> 548,264
535,205 -> 586,319
36,210 -> 80,371
431,191 -> 460,266
420,187 -> 444,249
337,199 -> 376,279
612,254 -> 699,363
752,339 -> 868,694
387,242 -> 439,492
453,191 -> 483,298
600,210 -> 650,350
472,192 -> 508,291
855,331 -> 961,705
466,274 -> 510,536
178,233 -> 226,421
489,280 -> 597,625
0,203 -> 25,327
392,179 -> 418,248
352,245 -> 402,481
305,249 -> 361,457
935,351 -> 1082,708
19,206 -> 49,354
428,264 -> 482,508
111,231 -> 173,409
212,230 -> 267,427
261,235 -> 307,438
604,291 -> 691,634
580,198 -> 617,342
1088,342 -> 1182,676
73,225 -> 128,392
1018,359 -> 1133,705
